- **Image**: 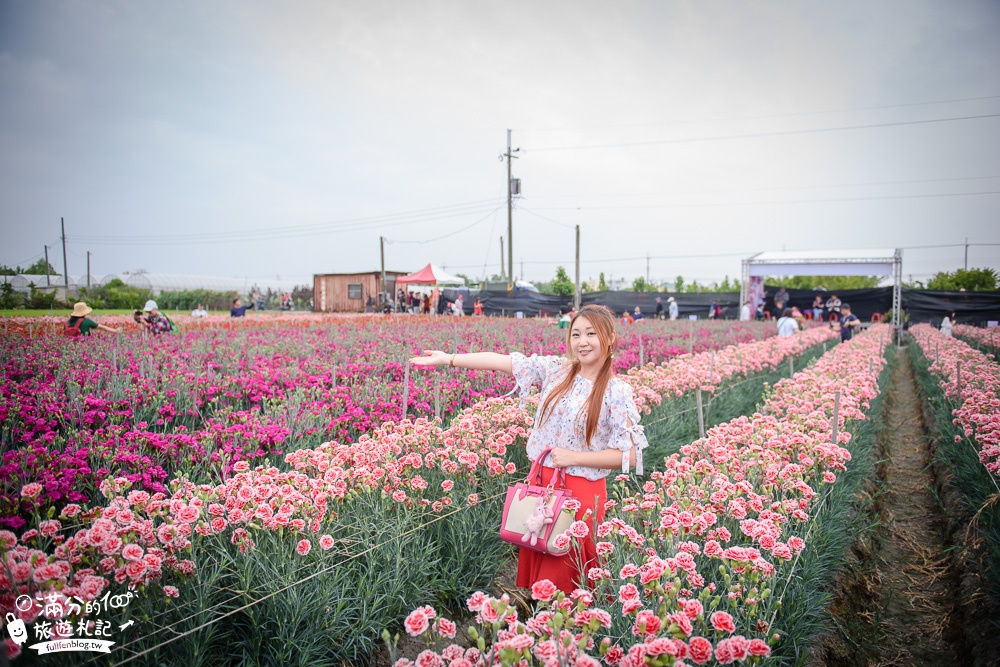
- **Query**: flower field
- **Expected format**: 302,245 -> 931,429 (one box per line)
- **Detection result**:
907,324 -> 1000,663
0,315 -> 876,665
391,326 -> 892,666
954,323 -> 1000,356
0,315 -> 773,531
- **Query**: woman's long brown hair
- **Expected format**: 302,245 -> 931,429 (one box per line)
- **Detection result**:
537,305 -> 618,448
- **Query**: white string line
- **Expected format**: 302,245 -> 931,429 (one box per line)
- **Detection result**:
103,491 -> 508,666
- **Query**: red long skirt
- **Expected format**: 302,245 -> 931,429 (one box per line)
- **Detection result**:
516,467 -> 607,593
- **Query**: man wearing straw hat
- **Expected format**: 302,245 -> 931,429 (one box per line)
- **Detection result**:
67,301 -> 120,337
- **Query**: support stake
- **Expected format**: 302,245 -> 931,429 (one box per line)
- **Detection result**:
696,389 -> 706,439
434,373 -> 441,421
401,362 -> 410,420
831,390 -> 841,445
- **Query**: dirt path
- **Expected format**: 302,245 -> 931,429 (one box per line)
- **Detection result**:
872,352 -> 966,665
817,350 -> 968,665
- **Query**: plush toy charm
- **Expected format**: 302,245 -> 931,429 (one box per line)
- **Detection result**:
522,496 -> 555,547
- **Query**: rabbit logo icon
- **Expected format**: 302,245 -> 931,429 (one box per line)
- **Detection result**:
5,612 -> 27,645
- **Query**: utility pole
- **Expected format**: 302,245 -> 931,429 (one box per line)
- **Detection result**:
520,260 -> 524,282
86,251 -> 91,289
44,246 -> 50,286
380,236 -> 386,307
505,129 -> 519,291
60,217 -> 68,294
574,225 -> 581,311
499,236 -> 505,280
964,237 -> 968,270
646,254 -> 650,285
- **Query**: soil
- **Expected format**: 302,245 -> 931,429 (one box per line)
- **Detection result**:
813,349 -> 971,666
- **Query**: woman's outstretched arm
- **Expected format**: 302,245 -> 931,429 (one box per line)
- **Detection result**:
409,350 -> 513,375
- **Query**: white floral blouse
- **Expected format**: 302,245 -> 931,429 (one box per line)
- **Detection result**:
510,353 -> 649,480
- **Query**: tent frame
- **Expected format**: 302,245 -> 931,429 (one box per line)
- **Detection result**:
740,249 -> 903,344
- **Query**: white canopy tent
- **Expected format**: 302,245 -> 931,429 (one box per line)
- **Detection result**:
740,248 -> 903,341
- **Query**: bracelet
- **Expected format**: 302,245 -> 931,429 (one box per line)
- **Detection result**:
449,354 -> 456,368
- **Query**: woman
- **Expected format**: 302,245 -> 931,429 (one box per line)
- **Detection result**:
941,312 -> 955,337
134,300 -> 173,335
811,295 -> 825,321
410,305 -> 648,593
776,308 -> 799,337
66,301 -> 120,336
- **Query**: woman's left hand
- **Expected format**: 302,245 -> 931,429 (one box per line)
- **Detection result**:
547,447 -> 578,468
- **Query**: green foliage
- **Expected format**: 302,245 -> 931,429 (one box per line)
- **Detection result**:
24,259 -> 57,276
598,272 -> 608,291
674,275 -> 685,293
0,265 -> 17,276
156,289 -> 239,311
631,276 -> 651,292
0,283 -> 22,309
550,266 -> 575,297
767,275 -> 882,290
77,278 -> 152,310
926,267 -> 997,291
27,285 -> 65,309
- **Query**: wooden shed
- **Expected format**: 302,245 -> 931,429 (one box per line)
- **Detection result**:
313,271 -> 407,313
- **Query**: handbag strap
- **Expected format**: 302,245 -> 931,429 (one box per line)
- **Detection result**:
528,448 -> 567,489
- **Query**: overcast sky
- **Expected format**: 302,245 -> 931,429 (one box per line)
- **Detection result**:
1,0 -> 998,288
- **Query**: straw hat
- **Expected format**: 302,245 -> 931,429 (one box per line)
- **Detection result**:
143,300 -> 159,312
71,302 -> 93,317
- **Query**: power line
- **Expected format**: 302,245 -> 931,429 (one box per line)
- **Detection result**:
443,243 -> 1000,271
529,190 -> 1000,211
386,204 -> 504,244
67,199 -> 503,245
526,174 -> 1000,200
526,113 -> 1000,152
514,94 -> 1000,133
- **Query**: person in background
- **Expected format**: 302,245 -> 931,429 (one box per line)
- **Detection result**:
422,294 -> 431,314
474,297 -> 484,316
453,294 -> 465,316
667,296 -> 678,320
135,300 -> 172,335
409,304 -> 647,594
940,312 -> 955,337
654,296 -> 664,320
740,300 -> 752,321
633,306 -> 644,321
836,303 -> 861,342
756,302 -> 765,320
621,310 -> 634,325
431,286 -> 440,315
66,301 -> 120,337
826,294 -> 842,320
791,305 -> 805,328
811,295 -> 825,321
774,287 -> 789,312
776,308 -> 799,337
708,301 -> 723,320
230,298 -> 254,317
191,304 -> 209,318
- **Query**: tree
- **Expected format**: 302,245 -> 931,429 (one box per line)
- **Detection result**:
24,259 -> 57,276
767,275 -> 881,290
454,273 -> 473,287
674,275 -> 685,293
550,266 -> 575,297
631,276 -> 650,292
926,268 -> 997,291
598,272 -> 608,291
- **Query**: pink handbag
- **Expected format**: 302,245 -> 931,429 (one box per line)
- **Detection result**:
500,448 -> 577,556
